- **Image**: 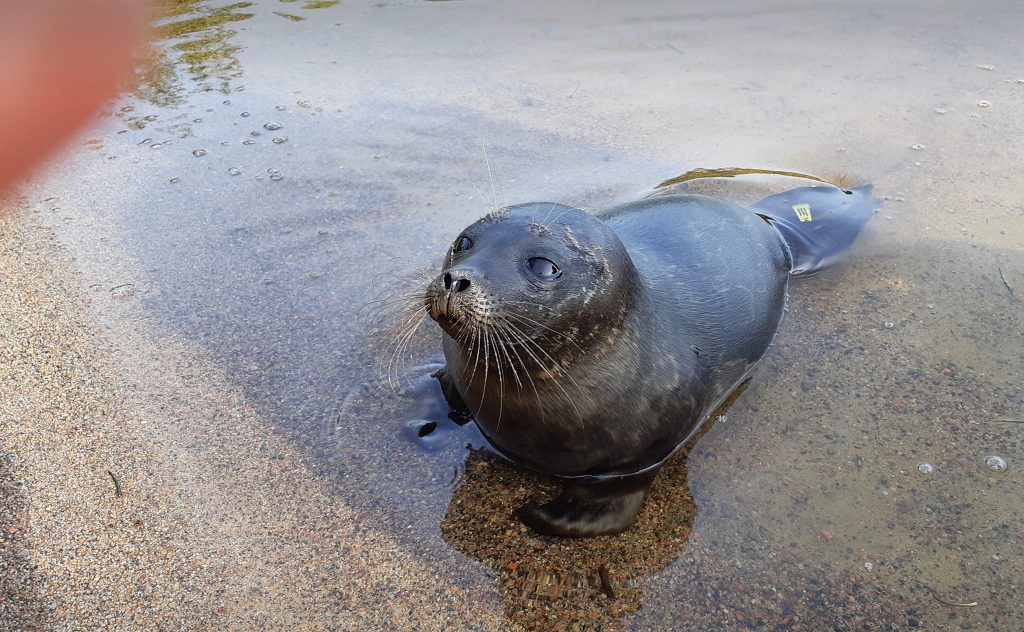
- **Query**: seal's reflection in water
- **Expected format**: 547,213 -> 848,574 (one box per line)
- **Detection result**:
403,374 -> 749,631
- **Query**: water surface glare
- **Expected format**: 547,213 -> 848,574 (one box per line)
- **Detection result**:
29,0 -> 1024,629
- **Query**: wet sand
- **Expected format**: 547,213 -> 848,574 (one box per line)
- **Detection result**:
0,205 -> 503,630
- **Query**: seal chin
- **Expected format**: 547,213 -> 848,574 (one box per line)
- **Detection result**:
434,314 -> 466,339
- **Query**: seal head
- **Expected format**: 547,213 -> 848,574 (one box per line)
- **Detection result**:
426,202 -> 639,384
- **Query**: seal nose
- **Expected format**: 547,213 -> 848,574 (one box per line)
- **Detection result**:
443,271 -> 471,293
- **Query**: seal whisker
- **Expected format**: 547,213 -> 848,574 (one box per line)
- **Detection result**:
478,327 -> 491,413
489,328 -> 506,432
465,325 -> 483,388
503,311 -> 588,354
396,311 -> 430,383
542,200 -> 560,226
378,325 -> 405,392
540,198 -> 579,229
362,293 -> 428,331
495,321 -> 546,423
545,207 -> 575,228
362,264 -> 438,332
457,171 -> 491,211
382,310 -> 429,393
503,319 -> 586,429
376,307 -> 422,387
480,130 -> 499,210
496,319 -> 547,421
492,322 -> 524,391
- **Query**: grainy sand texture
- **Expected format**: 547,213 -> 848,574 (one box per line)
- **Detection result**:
0,205 -> 503,630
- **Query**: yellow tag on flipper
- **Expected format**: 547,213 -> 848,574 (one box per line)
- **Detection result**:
792,203 -> 812,222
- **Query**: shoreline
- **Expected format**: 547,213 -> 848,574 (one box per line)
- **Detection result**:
0,204 -> 503,630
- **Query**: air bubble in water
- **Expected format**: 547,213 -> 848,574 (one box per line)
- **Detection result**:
243,139 -> 256,145
269,173 -> 283,181
272,137 -> 288,144
275,105 -> 286,111
267,168 -> 280,175
984,455 -> 1008,472
916,462 -> 934,475
264,122 -> 283,131
228,167 -> 242,176
192,149 -> 207,157
241,111 -> 250,117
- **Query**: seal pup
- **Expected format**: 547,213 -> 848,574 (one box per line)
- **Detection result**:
426,184 -> 876,536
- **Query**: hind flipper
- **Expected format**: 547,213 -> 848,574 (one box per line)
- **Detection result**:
515,469 -> 659,537
753,185 -> 878,276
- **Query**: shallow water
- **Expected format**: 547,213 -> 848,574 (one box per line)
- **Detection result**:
27,0 -> 1024,628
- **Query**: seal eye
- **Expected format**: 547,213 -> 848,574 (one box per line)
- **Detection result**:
453,236 -> 473,252
527,257 -> 561,280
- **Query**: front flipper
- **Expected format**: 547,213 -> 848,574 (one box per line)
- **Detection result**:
516,468 -> 660,537
431,367 -> 473,425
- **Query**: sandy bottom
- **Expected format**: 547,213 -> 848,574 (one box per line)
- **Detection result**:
0,205 -> 503,630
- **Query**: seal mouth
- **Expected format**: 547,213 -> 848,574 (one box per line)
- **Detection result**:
425,287 -> 448,320
426,290 -> 470,338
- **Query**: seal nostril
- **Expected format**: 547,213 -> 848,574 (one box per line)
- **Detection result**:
454,278 -> 471,293
443,273 -> 452,290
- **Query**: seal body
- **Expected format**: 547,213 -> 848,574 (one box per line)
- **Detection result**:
426,188 -> 874,536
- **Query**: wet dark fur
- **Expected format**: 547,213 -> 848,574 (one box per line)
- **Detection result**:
425,188 -> 875,536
